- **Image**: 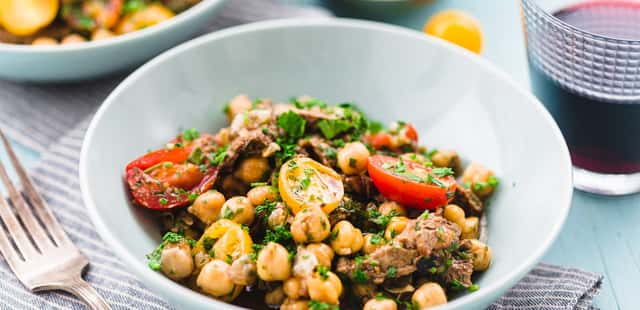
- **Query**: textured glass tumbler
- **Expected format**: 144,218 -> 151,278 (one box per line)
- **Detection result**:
521,0 -> 640,195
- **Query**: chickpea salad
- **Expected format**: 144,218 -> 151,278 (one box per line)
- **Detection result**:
0,0 -> 200,45
124,95 -> 499,310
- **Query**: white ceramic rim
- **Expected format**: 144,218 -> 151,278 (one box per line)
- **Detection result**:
79,18 -> 573,309
0,0 -> 226,53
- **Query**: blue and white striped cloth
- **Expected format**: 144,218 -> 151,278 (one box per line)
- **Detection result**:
0,1 -> 602,309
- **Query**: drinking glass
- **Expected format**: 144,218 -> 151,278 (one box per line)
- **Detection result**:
521,0 -> 640,195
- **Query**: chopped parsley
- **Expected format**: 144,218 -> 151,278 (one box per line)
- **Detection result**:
488,175 -> 499,187
419,210 -> 430,220
450,279 -> 465,291
317,265 -> 329,280
188,147 -> 203,165
348,158 -> 357,168
394,160 -> 406,173
353,256 -> 369,284
367,121 -> 384,134
277,111 -> 306,139
426,148 -> 439,159
187,192 -> 198,202
159,197 -> 168,205
332,139 -> 345,147
255,201 -> 278,218
330,229 -> 339,241
368,209 -> 399,227
369,232 -> 384,245
308,300 -> 339,310
318,119 -> 352,139
208,146 -> 228,166
263,225 -> 293,245
146,232 -> 195,271
432,167 -> 454,177
181,128 -> 200,142
386,266 -> 397,278
468,283 -> 480,292
123,0 -> 146,14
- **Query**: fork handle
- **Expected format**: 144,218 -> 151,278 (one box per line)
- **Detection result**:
61,276 -> 111,310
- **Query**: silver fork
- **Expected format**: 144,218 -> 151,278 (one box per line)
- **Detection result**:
0,129 -> 110,310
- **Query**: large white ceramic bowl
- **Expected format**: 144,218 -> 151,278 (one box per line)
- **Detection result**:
0,0 -> 226,82
80,19 -> 573,309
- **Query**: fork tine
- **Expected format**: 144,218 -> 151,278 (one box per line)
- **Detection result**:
0,194 -> 38,259
0,130 -> 68,247
0,202 -> 24,269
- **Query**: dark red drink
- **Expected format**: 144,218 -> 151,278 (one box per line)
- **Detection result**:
527,0 -> 640,174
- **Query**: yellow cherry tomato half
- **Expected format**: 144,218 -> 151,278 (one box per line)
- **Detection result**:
424,10 -> 483,54
0,0 -> 59,36
279,157 -> 344,214
193,219 -> 238,255
213,225 -> 253,263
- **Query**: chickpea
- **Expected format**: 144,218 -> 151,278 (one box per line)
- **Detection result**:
330,220 -> 364,256
234,157 -> 270,184
92,28 -> 115,41
461,217 -> 480,240
443,204 -> 466,229
220,196 -> 254,225
306,270 -> 343,305
385,216 -> 409,240
61,34 -> 87,45
412,282 -> 447,309
228,254 -> 257,285
188,190 -> 225,225
159,241 -> 194,280
31,37 -> 57,45
268,203 -> 291,229
293,247 -> 319,278
284,277 -> 308,299
431,150 -> 462,174
257,242 -> 292,281
337,142 -> 370,175
265,285 -> 287,307
197,260 -> 235,297
378,201 -> 407,217
291,207 -> 331,244
364,298 -> 398,310
281,298 -> 309,310
467,239 -> 492,271
226,94 -> 253,121
362,233 -> 384,254
462,162 -> 497,198
306,243 -> 334,267
247,185 -> 279,205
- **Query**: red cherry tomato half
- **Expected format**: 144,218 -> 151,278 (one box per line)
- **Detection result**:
370,133 -> 393,150
367,155 -> 456,210
126,166 -> 218,210
124,143 -> 219,210
125,146 -> 191,173
404,124 -> 418,142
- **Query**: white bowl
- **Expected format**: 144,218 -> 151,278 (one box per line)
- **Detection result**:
0,0 -> 226,82
80,18 -> 573,309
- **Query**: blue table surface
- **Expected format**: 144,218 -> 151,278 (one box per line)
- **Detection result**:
1,1 -> 638,309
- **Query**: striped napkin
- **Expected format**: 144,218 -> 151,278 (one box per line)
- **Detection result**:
0,1 -> 602,309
